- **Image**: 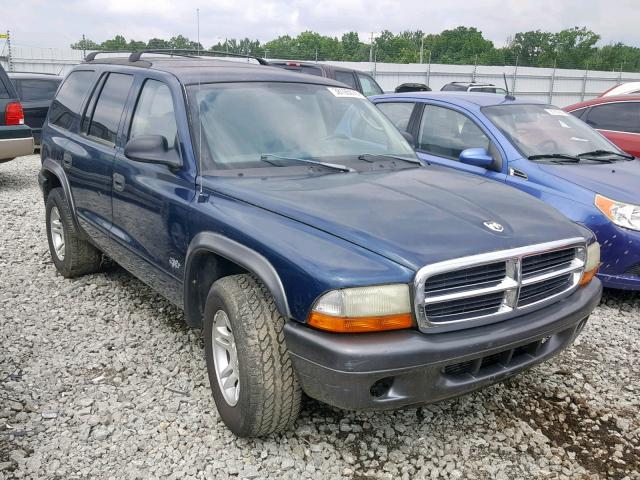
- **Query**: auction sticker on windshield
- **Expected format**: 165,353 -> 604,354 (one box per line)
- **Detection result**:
327,87 -> 366,99
545,108 -> 569,116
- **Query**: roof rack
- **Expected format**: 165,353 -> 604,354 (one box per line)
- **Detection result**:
85,50 -> 135,62
85,49 -> 268,65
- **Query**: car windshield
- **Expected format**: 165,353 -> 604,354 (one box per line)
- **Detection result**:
187,82 -> 416,173
483,103 -> 623,160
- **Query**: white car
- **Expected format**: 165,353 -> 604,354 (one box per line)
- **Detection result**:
600,81 -> 640,97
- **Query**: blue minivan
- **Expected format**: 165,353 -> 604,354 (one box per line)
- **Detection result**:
372,92 -> 640,290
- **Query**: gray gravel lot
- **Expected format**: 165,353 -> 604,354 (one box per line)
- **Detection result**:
1,154 -> 639,480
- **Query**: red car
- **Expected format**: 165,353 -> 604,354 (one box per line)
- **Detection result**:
564,95 -> 640,157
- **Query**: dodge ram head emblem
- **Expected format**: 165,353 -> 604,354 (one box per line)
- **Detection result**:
483,221 -> 504,232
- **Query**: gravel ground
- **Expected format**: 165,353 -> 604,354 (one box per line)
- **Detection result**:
1,155 -> 639,480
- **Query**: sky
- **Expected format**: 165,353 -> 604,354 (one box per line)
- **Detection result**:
1,0 -> 639,50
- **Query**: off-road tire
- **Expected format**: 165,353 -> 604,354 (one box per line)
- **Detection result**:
45,188 -> 102,278
203,274 -> 302,437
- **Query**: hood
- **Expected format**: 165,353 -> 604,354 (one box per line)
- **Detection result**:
202,166 -> 585,271
539,159 -> 640,205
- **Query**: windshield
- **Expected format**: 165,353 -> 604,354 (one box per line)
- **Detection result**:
187,82 -> 416,172
483,104 -> 622,159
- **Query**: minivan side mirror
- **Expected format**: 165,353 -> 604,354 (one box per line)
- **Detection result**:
459,147 -> 494,168
124,135 -> 182,169
401,130 -> 415,145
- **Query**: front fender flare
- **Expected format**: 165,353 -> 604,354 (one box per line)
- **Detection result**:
40,158 -> 81,232
183,232 -> 291,327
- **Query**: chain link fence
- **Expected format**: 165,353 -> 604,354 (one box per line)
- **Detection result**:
3,45 -> 640,106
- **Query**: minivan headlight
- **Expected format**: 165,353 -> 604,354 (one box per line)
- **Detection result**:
595,194 -> 640,231
308,284 -> 414,333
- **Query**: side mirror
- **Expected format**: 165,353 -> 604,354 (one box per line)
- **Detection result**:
401,130 -> 415,145
459,147 -> 494,168
124,135 -> 182,169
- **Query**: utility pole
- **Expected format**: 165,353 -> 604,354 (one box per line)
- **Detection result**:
6,30 -> 13,72
369,32 -> 374,63
82,34 -> 86,61
420,37 -> 424,64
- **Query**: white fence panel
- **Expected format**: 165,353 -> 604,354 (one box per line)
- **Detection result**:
3,47 -> 640,107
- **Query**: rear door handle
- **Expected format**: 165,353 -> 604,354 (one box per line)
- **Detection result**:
62,152 -> 72,169
113,173 -> 125,192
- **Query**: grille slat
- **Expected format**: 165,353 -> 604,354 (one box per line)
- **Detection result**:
425,262 -> 506,293
425,292 -> 504,319
522,249 -> 576,277
417,242 -> 584,329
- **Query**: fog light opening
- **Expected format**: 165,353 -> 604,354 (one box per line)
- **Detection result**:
370,377 -> 394,398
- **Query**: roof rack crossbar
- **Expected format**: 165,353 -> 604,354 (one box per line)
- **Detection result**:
127,49 -> 268,65
85,50 -> 136,62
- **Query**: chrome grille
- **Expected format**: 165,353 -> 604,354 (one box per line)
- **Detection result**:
414,238 -> 586,331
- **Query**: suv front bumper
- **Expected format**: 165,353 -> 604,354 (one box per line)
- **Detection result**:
284,279 -> 601,411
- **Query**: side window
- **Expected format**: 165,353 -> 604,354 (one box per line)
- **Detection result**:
418,105 -> 490,159
586,103 -> 640,133
357,73 -> 383,96
87,73 -> 134,145
129,79 -> 178,148
376,102 -> 415,132
49,70 -> 94,130
16,79 -> 60,102
334,71 -> 358,90
569,108 -> 589,121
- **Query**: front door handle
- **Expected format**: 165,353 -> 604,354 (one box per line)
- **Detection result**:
62,152 -> 72,169
113,173 -> 125,192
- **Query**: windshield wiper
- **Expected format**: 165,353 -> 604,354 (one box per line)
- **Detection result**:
577,149 -> 634,160
528,153 -> 580,162
357,153 -> 422,165
259,153 -> 354,173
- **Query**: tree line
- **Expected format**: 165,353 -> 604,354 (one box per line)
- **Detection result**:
71,26 -> 640,72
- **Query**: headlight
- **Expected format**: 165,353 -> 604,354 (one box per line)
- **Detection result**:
579,241 -> 601,287
595,194 -> 640,231
308,284 -> 414,333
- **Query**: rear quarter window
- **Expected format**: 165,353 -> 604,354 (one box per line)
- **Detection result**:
0,79 -> 9,99
16,79 -> 61,102
49,70 -> 95,130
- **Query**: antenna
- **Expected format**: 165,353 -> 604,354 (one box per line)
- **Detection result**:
196,8 -> 203,195
503,72 -> 516,101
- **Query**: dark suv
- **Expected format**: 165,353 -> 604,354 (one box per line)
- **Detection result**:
0,64 -> 33,162
268,60 -> 384,96
39,51 -> 602,437
8,72 -> 62,145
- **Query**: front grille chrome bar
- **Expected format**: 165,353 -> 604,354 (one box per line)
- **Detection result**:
414,238 -> 586,332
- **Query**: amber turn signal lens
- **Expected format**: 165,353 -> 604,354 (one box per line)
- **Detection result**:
307,311 -> 414,333
579,267 -> 599,287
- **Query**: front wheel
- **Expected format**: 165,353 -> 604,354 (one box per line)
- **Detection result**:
203,274 -> 302,437
45,188 -> 102,278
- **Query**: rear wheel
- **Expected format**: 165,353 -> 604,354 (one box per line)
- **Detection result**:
203,274 -> 302,437
45,188 -> 102,278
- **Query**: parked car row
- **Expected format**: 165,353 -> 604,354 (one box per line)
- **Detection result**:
2,49 -> 636,438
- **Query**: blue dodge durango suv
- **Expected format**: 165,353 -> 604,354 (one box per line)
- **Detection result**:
39,51 -> 601,436
372,92 -> 640,290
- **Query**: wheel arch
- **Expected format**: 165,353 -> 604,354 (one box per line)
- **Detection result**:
40,159 -> 81,231
183,232 -> 291,328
